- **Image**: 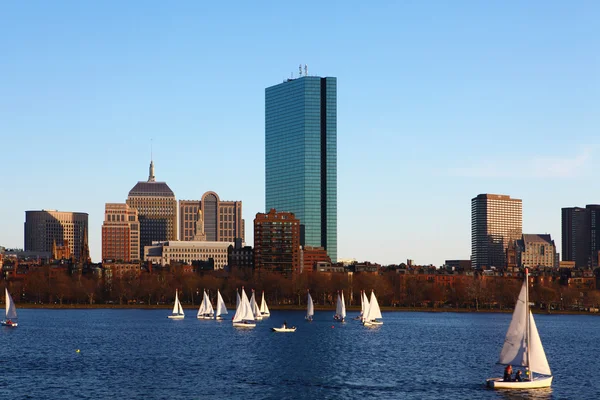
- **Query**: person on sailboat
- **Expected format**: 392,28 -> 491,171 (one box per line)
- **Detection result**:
514,370 -> 522,382
503,365 -> 513,382
283,321 -> 288,329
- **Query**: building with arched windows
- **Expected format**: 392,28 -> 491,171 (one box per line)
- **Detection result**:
179,191 -> 244,243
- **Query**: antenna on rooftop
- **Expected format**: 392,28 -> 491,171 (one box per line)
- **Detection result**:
304,64 -> 308,76
299,64 -> 302,77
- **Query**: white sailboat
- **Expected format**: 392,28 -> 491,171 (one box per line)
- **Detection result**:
1,288 -> 18,327
250,290 -> 263,320
359,290 -> 371,322
487,269 -> 553,389
306,291 -> 314,322
260,291 -> 270,317
232,287 -> 256,328
197,290 -> 214,319
215,290 -> 228,320
334,290 -> 346,322
236,289 -> 241,310
168,289 -> 185,319
363,290 -> 383,326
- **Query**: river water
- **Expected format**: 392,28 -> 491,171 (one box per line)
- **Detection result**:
0,309 -> 598,399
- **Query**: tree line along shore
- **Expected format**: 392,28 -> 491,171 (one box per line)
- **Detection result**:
3,264 -> 600,314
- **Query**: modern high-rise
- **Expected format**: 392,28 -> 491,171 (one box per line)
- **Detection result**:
265,73 -> 337,262
562,205 -> 600,267
179,192 -> 244,242
471,194 -> 522,269
254,209 -> 301,274
101,203 -> 140,262
126,160 -> 177,259
24,210 -> 89,260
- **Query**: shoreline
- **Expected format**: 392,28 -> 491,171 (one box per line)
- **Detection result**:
14,303 -> 597,315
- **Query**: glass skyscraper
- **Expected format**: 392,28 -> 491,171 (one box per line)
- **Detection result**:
265,75 -> 337,262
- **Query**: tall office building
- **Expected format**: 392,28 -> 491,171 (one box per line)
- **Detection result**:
126,160 -> 177,259
179,192 -> 244,242
102,203 -> 140,262
254,209 -> 301,274
265,72 -> 337,262
471,194 -> 522,269
24,210 -> 89,260
561,205 -> 600,267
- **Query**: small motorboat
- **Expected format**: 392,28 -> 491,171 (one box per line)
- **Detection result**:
272,325 -> 296,332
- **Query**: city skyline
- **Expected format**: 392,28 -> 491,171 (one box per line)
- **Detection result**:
1,2 -> 598,266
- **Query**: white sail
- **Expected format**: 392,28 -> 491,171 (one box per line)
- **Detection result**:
250,291 -> 262,319
236,290 -> 241,309
335,293 -> 343,317
5,288 -> 17,319
307,292 -> 314,318
260,291 -> 270,315
498,279 -> 528,367
340,291 -> 346,319
360,290 -> 364,317
172,290 -> 184,315
204,291 -> 214,316
233,288 -> 255,323
529,312 -> 552,375
498,275 -> 551,376
362,290 -> 371,321
364,290 -> 382,321
216,290 -> 228,317
197,291 -> 207,317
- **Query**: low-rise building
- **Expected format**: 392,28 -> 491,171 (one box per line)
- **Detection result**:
144,240 -> 233,269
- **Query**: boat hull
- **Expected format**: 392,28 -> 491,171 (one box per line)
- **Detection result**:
486,376 -> 553,389
363,320 -> 383,326
272,327 -> 296,332
1,320 -> 18,327
168,315 -> 185,319
233,321 -> 256,328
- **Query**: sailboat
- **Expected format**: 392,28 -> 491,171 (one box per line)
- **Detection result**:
1,288 -> 18,327
306,290 -> 314,322
232,287 -> 256,328
487,269 -> 553,389
250,290 -> 263,320
197,290 -> 214,319
260,291 -> 270,318
215,290 -> 228,320
362,290 -> 383,326
334,290 -> 346,322
354,290 -> 369,321
168,289 -> 185,319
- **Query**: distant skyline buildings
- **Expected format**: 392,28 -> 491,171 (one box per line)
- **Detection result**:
126,161 -> 177,259
471,194 -> 522,269
265,74 -> 337,262
101,203 -> 140,263
179,192 -> 244,243
561,205 -> 600,267
24,210 -> 89,260
254,209 -> 300,274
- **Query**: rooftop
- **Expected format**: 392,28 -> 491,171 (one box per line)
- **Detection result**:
128,181 -> 175,197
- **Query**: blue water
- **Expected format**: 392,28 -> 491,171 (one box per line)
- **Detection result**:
1,309 -> 598,399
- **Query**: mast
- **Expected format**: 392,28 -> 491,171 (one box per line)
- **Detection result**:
525,268 -> 532,381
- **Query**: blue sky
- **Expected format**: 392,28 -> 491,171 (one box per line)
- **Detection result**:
1,1 -> 598,265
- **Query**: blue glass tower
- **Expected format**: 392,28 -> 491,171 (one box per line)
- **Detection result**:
265,75 -> 337,262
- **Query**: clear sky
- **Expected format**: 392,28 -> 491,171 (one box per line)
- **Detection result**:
1,1 -> 598,266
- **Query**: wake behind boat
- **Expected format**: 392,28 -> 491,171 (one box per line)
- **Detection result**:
1,288 -> 18,327
487,269 -> 552,389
